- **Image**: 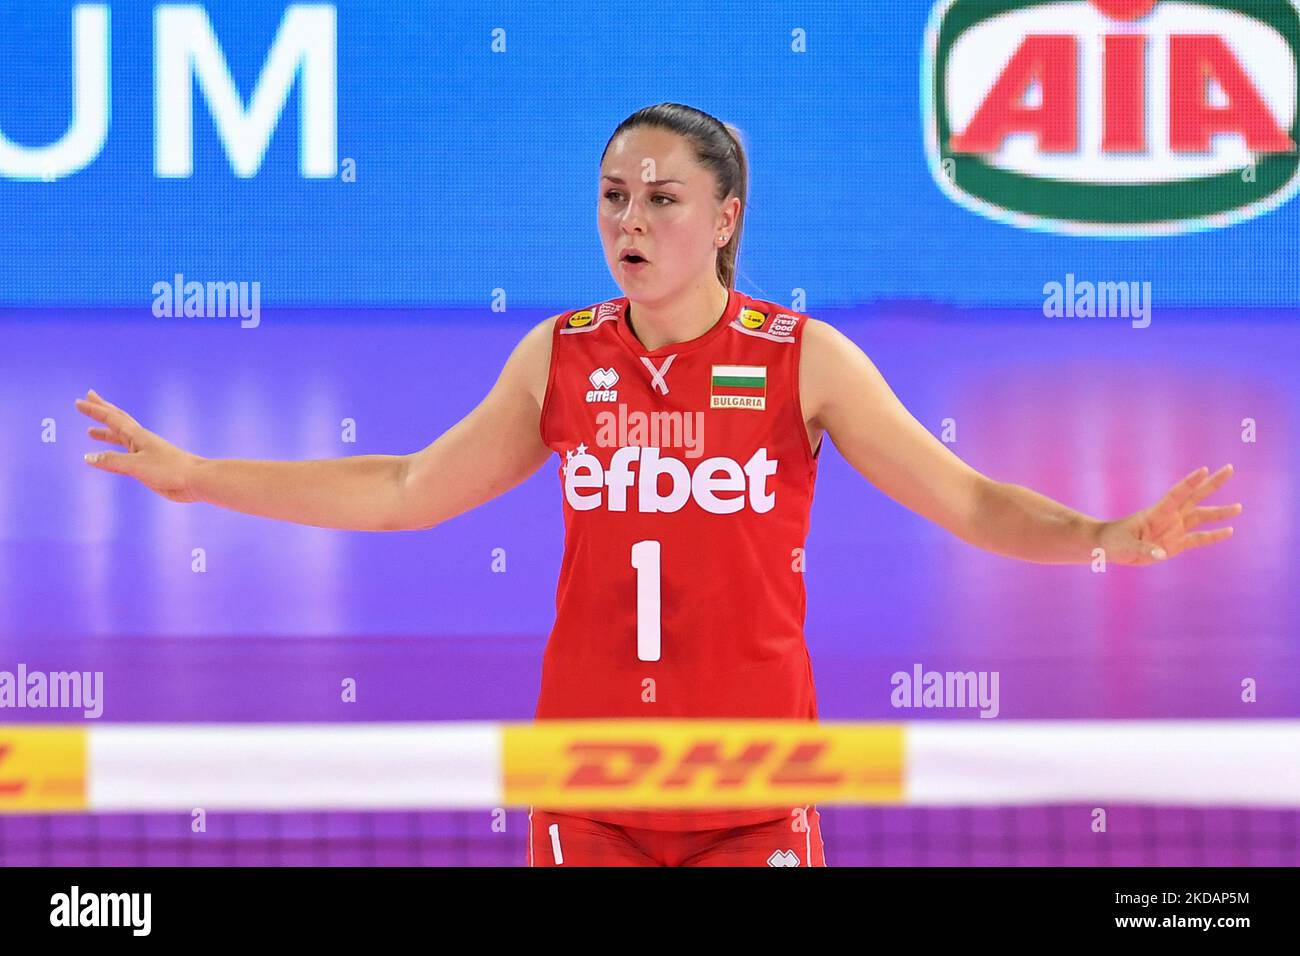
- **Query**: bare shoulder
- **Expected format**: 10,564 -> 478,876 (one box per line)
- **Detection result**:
799,316 -> 857,424
502,314 -> 560,410
801,316 -> 880,380
802,316 -> 857,359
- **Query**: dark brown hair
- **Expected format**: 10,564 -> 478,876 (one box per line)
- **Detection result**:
602,103 -> 749,290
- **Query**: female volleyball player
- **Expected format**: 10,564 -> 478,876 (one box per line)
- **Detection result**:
75,103 -> 1240,867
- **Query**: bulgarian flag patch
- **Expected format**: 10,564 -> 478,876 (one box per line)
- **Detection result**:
710,364 -> 767,410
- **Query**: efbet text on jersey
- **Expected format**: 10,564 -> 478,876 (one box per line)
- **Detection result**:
564,446 -> 777,514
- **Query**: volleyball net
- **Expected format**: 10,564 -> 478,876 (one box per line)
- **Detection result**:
2,720 -> 1297,866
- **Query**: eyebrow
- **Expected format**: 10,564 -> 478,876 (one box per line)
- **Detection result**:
601,175 -> 685,186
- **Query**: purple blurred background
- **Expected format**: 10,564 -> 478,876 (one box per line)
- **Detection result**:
2,305 -> 1295,865
3,305 -> 1292,722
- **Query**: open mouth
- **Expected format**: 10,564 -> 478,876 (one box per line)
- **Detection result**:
621,253 -> 649,264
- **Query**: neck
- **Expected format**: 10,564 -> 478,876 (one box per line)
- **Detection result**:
625,279 -> 730,351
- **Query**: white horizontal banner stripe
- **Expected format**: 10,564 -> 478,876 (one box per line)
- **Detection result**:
76,720 -> 1300,811
908,720 -> 1300,806
711,364 -> 765,378
89,723 -> 502,811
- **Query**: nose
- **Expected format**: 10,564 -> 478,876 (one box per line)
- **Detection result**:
618,199 -> 648,234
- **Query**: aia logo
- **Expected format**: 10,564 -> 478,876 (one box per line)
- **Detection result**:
924,0 -> 1300,235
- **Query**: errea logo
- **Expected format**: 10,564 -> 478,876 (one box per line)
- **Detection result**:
924,0 -> 1300,236
586,367 -> 619,402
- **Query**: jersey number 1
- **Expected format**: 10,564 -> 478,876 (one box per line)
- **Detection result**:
630,540 -> 661,661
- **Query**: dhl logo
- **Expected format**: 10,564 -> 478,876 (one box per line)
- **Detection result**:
925,0 -> 1300,234
502,720 -> 904,808
0,727 -> 87,812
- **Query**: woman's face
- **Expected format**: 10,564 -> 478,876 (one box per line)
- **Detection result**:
598,126 -> 733,299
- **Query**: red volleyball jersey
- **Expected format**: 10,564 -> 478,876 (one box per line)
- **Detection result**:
535,288 -> 822,831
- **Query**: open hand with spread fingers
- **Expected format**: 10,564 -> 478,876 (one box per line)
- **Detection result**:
75,389 -> 205,504
1096,464 -> 1241,566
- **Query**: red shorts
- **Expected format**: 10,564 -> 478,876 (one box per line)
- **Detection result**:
527,806 -> 827,867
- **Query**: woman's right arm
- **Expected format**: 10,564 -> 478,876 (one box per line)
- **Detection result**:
76,315 -> 559,532
389,315 -> 556,531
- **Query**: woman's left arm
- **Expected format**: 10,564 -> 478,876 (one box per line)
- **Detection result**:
800,319 -> 1241,566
